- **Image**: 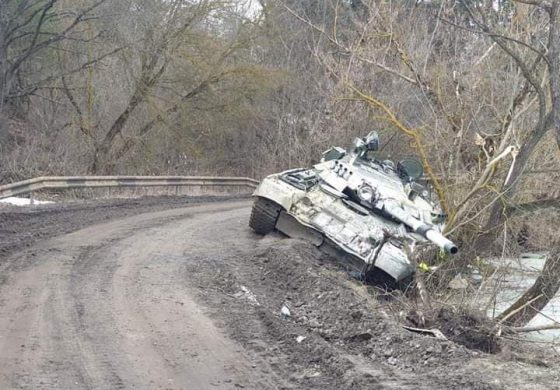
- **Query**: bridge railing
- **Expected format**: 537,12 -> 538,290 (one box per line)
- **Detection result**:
0,176 -> 259,200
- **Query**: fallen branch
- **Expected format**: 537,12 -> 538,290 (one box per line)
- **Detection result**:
402,325 -> 448,340
497,294 -> 543,324
505,323 -> 560,333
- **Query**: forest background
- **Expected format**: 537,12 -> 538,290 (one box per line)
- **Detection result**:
1,0 -> 559,262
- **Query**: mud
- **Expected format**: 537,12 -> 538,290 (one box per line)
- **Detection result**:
0,199 -> 558,389
0,194 -> 245,259
185,236 -> 560,389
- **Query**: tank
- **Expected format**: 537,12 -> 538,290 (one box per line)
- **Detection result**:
249,131 -> 457,286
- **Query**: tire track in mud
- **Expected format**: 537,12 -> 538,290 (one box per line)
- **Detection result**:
0,200 -> 280,390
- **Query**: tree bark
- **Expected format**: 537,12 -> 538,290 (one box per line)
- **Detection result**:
549,0 -> 560,152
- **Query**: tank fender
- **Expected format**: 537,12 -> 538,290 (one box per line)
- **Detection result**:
253,175 -> 305,211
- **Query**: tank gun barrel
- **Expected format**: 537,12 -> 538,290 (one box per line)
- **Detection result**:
380,201 -> 458,255
423,229 -> 458,255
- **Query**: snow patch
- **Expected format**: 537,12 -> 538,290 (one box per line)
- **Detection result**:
0,197 -> 54,206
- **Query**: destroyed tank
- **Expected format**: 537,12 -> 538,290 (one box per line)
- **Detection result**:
249,131 -> 457,286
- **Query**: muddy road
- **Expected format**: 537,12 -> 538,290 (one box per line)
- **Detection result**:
0,198 -> 558,389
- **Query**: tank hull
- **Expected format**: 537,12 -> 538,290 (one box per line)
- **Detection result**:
252,172 -> 415,282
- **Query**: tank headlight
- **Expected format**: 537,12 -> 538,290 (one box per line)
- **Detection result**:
357,184 -> 375,202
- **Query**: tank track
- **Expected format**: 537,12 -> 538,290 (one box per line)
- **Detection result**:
249,197 -> 282,234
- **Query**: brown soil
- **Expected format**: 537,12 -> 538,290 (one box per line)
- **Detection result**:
0,198 -> 558,389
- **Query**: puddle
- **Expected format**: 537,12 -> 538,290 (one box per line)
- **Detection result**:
481,253 -> 559,342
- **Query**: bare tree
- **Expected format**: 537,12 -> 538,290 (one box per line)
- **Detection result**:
0,0 -> 108,113
85,0 -> 264,173
456,0 -> 560,242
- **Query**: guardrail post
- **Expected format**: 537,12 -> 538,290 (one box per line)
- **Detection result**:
30,191 -> 34,205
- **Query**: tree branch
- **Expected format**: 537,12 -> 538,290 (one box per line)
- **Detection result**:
506,197 -> 560,216
6,46 -> 124,101
8,0 -> 107,77
512,0 -> 552,10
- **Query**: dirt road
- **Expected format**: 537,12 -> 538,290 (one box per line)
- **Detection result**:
0,199 -> 558,389
0,201 -> 281,389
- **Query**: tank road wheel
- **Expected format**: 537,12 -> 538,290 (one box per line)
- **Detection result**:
249,197 -> 283,235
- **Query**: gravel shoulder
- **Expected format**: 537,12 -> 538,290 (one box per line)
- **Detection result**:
0,197 -> 558,389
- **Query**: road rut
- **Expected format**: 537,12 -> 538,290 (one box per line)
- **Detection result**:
0,200 -> 276,390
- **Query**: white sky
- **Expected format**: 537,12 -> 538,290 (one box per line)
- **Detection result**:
242,0 -> 263,18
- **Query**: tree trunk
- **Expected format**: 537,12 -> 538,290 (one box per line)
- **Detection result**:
482,0 -> 560,240
550,1 -> 560,153
483,113 -> 552,229
89,64 -> 166,174
497,244 -> 560,327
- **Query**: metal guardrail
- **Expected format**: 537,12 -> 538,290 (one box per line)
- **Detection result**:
0,176 -> 259,200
